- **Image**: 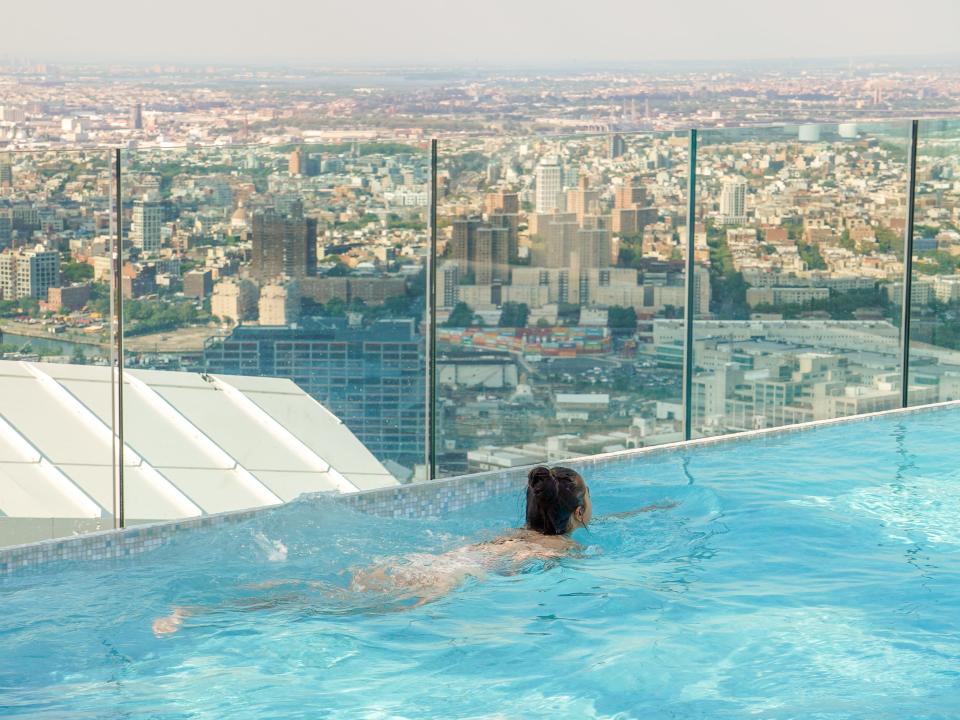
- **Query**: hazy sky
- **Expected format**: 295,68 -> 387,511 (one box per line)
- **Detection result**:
5,0 -> 960,66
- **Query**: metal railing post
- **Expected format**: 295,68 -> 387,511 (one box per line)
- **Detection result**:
425,139 -> 438,480
111,148 -> 125,527
681,129 -> 698,441
899,120 -> 919,408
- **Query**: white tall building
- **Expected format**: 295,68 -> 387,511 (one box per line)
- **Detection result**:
131,199 -> 162,252
258,281 -> 300,326
0,245 -> 60,300
535,157 -> 564,213
720,178 -> 747,225
211,278 -> 259,324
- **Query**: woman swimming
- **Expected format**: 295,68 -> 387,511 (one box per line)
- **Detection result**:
152,465 -> 671,635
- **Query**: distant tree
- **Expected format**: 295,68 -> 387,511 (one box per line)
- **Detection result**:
20,298 -> 40,318
445,302 -> 475,327
325,297 -> 347,316
618,246 -> 638,267
383,295 -> 411,316
915,250 -> 960,276
557,302 -> 581,324
798,241 -> 827,270
62,262 -> 94,284
498,302 -> 529,327
70,346 -> 87,365
326,262 -> 350,277
608,306 -> 638,329
875,226 -> 904,259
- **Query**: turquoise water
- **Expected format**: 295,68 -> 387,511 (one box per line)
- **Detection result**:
3,409 -> 960,718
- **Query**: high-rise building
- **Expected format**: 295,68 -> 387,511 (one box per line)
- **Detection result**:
439,262 -> 460,309
451,218 -> 510,282
250,204 -> 318,282
544,217 -> 579,268
258,282 -> 301,325
0,106 -> 25,123
130,103 -> 143,130
0,246 -> 60,300
564,178 -> 600,224
608,133 -> 627,159
474,226 -> 510,285
288,148 -> 303,176
0,153 -> 12,189
576,228 -> 612,269
484,191 -> 519,217
130,200 -> 162,252
535,157 -> 564,213
615,180 -> 646,209
451,217 -> 482,276
211,278 -> 259,324
0,205 -> 11,249
488,212 -> 519,263
720,178 -> 748,225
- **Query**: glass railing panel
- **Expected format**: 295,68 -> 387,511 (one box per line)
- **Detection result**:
120,141 -> 429,524
435,131 -> 691,477
0,148 -> 117,546
692,121 -> 912,437
907,119 -> 960,405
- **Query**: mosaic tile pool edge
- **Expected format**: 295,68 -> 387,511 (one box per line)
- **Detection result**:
3,399 -> 958,575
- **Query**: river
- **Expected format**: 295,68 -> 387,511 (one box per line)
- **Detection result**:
0,331 -> 109,360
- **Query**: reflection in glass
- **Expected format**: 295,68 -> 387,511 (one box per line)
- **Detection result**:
0,149 -> 116,545
907,120 -> 960,405
692,123 -> 913,437
436,133 -> 691,476
118,142 -> 428,525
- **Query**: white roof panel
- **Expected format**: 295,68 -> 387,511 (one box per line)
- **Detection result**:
61,464 -> 190,521
0,360 -> 399,526
56,463 -> 113,511
150,384 -> 317,472
237,390 -> 395,479
159,468 -> 270,514
246,470 -> 342,501
0,462 -> 99,518
52,377 -> 113,424
0,375 -> 111,466
120,382 -> 233,470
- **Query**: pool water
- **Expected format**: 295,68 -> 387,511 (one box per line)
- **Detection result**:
3,409 -> 960,719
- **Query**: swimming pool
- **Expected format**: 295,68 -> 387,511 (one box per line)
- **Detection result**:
3,407 -> 960,719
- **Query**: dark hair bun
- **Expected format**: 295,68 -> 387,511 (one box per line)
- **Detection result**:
528,466 -> 558,501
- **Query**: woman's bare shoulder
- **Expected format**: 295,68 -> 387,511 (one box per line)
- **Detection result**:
474,529 -> 575,558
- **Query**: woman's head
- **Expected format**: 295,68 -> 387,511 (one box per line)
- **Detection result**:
525,466 -> 591,535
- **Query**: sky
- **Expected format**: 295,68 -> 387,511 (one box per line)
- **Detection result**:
5,0 -> 960,67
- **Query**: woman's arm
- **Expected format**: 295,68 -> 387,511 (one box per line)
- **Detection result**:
152,605 -> 197,635
602,501 -> 678,520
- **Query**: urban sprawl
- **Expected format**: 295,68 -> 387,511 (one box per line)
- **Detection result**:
1,60 -> 959,478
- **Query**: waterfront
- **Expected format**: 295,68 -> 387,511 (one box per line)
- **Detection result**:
0,331 -> 108,361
